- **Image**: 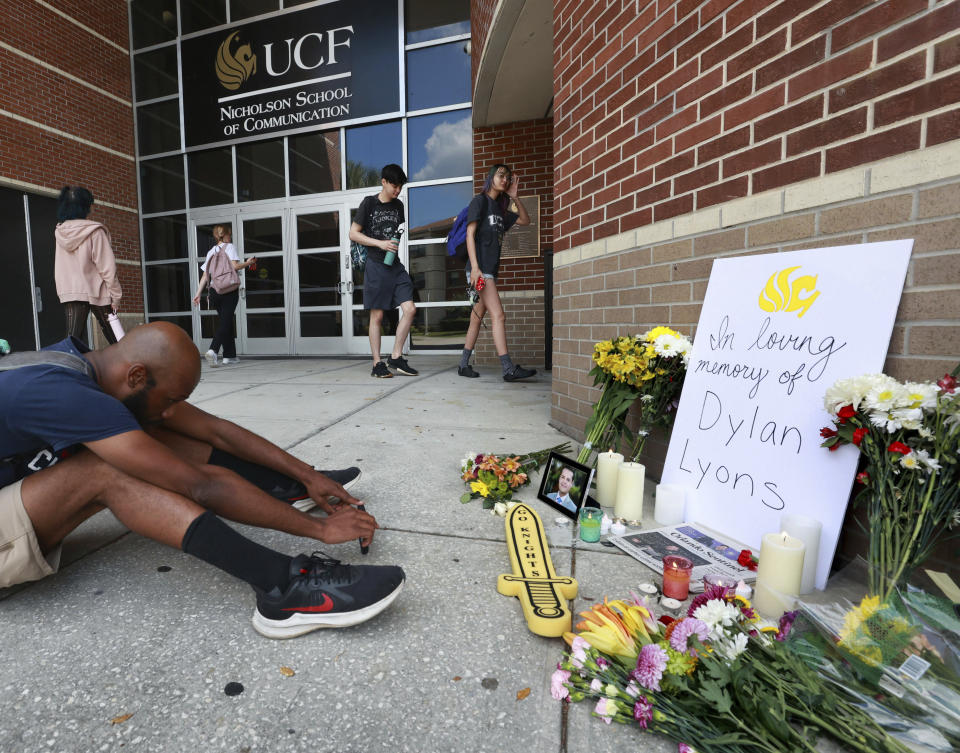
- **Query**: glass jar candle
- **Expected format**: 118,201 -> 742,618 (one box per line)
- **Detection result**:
578,506 -> 602,543
662,555 -> 693,600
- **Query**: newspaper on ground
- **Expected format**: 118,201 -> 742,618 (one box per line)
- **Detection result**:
608,522 -> 757,582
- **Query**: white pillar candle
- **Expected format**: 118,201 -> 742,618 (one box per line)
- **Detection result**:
654,484 -> 686,526
753,531 -> 805,618
613,462 -> 645,523
595,450 -> 623,508
780,513 -> 822,594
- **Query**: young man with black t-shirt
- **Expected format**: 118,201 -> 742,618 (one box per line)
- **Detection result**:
349,164 -> 419,379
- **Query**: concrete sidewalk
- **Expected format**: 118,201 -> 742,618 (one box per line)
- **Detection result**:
0,356 -> 673,753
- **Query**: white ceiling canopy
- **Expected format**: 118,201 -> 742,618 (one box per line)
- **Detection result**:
473,0 -> 553,126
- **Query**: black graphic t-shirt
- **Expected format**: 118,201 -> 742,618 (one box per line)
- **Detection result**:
465,193 -> 518,278
355,195 -> 405,265
0,337 -> 139,488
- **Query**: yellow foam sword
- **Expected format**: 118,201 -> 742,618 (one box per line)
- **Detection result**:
497,503 -> 578,637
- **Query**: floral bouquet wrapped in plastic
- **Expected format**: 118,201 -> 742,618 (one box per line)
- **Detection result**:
552,585 -> 910,753
790,560 -> 960,752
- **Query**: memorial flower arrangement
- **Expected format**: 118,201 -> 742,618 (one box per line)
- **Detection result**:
552,587 -> 910,753
458,442 -> 570,514
577,327 -> 693,465
819,367 -> 960,599
791,571 -> 960,751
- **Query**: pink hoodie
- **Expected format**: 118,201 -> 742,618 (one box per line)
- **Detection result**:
54,219 -> 122,306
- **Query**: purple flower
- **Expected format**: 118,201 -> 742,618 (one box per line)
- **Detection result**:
596,656 -> 610,670
625,680 -> 640,698
632,643 -> 668,691
633,696 -> 653,728
776,610 -> 798,642
550,668 -> 571,700
686,585 -> 733,617
590,678 -> 603,692
668,618 -> 709,654
678,744 -> 697,753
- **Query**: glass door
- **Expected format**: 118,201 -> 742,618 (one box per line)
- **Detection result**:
291,205 -> 352,354
236,212 -> 289,354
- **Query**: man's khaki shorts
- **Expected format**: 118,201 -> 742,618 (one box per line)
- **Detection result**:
0,480 -> 61,588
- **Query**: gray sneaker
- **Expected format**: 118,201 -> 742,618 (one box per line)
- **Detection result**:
503,365 -> 537,382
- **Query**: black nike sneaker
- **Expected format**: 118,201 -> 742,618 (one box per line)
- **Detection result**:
252,553 -> 405,639
387,356 -> 418,376
291,467 -> 362,512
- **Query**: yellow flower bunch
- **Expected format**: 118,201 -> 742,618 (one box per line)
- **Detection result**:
593,336 -> 656,387
838,595 -> 917,667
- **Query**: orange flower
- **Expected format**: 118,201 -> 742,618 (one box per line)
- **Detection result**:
508,472 -> 528,488
501,456 -> 521,472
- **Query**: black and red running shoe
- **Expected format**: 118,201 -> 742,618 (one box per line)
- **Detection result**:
252,553 -> 404,639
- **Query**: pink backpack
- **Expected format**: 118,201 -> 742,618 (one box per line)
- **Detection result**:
208,243 -> 240,294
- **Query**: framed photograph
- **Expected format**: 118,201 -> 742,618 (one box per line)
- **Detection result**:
537,452 -> 594,520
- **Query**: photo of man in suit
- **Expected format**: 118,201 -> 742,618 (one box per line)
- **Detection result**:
546,466 -> 577,513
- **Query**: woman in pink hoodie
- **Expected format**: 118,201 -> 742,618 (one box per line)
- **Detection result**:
54,186 -> 122,345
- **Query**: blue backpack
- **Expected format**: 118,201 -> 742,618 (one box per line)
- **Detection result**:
445,196 -> 489,256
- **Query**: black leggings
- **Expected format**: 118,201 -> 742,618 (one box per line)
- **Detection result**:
209,289 -> 239,358
63,301 -> 117,345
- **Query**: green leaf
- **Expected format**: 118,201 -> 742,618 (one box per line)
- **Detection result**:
482,498 -> 495,510
460,493 -> 473,503
699,680 -> 732,715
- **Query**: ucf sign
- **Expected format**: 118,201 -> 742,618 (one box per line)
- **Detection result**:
180,0 -> 399,149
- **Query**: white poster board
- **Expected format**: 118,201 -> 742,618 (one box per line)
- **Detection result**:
661,241 -> 912,589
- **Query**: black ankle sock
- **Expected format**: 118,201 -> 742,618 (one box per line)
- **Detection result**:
181,511 -> 292,593
207,448 -> 307,502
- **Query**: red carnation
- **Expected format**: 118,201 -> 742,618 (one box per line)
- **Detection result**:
938,374 -> 957,394
837,405 -> 856,424
737,549 -> 758,571
887,441 -> 911,454
852,427 -> 868,446
856,471 -> 870,485
820,427 -> 838,438
828,442 -> 842,452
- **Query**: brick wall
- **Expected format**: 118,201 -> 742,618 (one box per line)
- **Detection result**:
470,291 -> 547,369
552,0 -> 960,252
0,0 -> 141,312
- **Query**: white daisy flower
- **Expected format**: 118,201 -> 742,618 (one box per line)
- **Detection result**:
891,407 -> 924,431
869,411 -> 902,432
903,382 -> 939,411
716,632 -> 749,661
914,449 -> 941,472
863,377 -> 908,413
653,334 -> 682,357
899,452 -> 921,471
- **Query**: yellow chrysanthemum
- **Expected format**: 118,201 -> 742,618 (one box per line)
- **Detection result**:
645,326 -> 677,341
840,595 -> 882,639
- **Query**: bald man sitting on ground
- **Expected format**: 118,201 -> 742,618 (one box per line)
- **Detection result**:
0,323 -> 404,638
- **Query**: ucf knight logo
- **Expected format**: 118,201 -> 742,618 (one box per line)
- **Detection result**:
216,31 -> 257,91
